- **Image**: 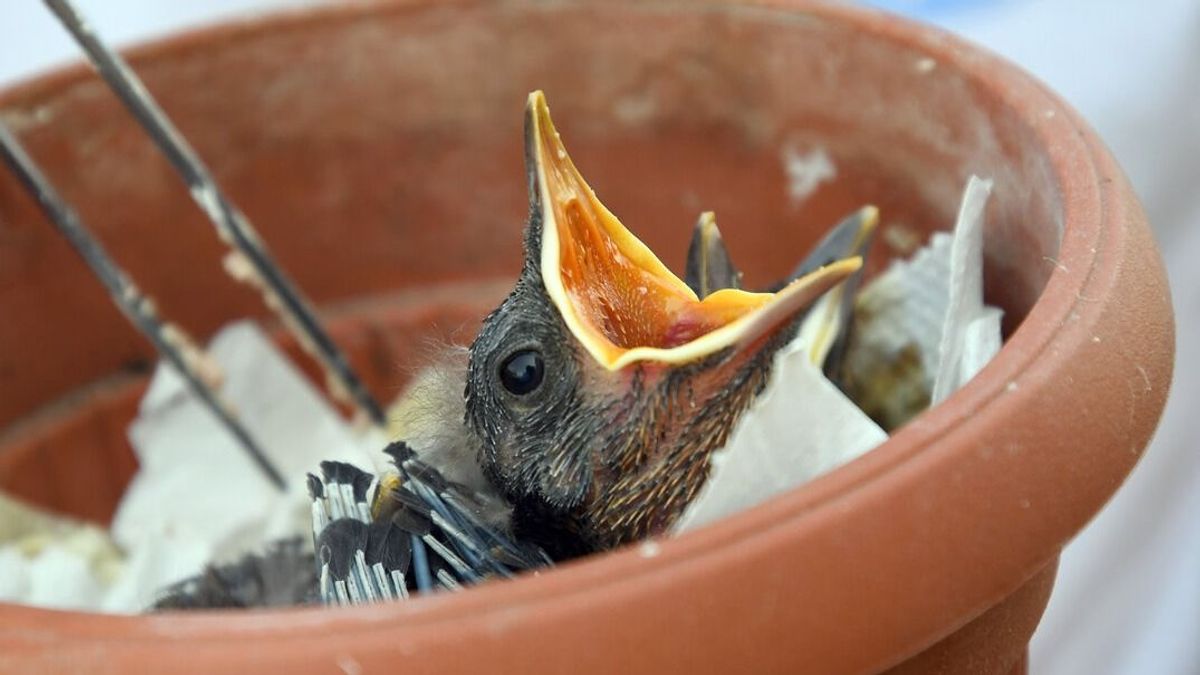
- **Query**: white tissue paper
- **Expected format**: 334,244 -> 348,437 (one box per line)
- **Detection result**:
676,176 -> 1002,533
931,177 -> 1002,402
0,321 -> 387,612
107,321 -> 387,611
672,338 -> 888,532
0,495 -> 123,611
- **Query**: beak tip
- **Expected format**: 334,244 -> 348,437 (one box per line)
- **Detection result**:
862,204 -> 880,228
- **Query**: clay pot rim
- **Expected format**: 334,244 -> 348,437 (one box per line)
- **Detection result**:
1,0 -> 1115,638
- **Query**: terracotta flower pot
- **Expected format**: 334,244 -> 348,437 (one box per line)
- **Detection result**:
0,1 -> 1173,673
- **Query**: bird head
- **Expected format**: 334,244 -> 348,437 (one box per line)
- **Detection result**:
465,92 -> 862,556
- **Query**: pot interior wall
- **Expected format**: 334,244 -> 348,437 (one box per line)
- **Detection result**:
0,1 -> 1062,522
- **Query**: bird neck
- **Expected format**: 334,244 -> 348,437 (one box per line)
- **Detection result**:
580,342 -> 782,551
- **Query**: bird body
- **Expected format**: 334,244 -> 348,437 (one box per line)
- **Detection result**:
154,91 -> 871,608
464,91 -> 862,555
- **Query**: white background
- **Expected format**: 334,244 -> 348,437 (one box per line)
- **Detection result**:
2,1 -> 1196,672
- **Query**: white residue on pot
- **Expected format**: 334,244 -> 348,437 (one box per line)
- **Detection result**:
336,655 -> 363,675
0,105 -> 54,133
639,540 -> 661,558
915,57 -> 938,74
781,144 -> 836,207
882,222 -> 924,256
613,93 -> 657,125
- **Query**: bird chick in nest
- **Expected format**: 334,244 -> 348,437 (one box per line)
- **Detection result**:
154,91 -> 874,608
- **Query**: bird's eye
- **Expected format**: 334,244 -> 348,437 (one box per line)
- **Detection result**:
500,349 -> 545,396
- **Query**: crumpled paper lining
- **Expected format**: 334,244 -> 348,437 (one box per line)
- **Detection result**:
676,176 -> 1000,533
1,322 -> 387,613
0,495 -> 123,611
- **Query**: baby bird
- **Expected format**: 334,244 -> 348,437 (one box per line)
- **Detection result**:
154,91 -> 870,608
460,92 -> 862,556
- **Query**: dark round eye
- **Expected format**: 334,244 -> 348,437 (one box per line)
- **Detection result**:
500,349 -> 545,396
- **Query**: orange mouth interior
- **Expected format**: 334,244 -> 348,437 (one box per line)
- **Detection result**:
528,91 -> 859,370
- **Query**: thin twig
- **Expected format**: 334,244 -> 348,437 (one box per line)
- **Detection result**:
43,0 -> 387,427
0,122 -> 286,491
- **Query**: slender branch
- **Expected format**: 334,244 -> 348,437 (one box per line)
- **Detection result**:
43,0 -> 387,427
0,122 -> 286,491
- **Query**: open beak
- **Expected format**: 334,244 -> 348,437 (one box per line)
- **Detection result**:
792,206 -> 878,369
525,90 -> 861,371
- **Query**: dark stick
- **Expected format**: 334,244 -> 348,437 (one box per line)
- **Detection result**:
36,4 -> 539,587
43,0 -> 388,427
0,122 -> 286,492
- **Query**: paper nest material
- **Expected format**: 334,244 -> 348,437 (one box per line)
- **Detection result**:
0,177 -> 1000,612
0,495 -> 123,611
675,176 -> 999,532
0,322 -> 388,613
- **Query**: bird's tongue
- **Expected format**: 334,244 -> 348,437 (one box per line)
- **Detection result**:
526,91 -> 859,370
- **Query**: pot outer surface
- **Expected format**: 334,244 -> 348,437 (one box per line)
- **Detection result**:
0,1 -> 1173,673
